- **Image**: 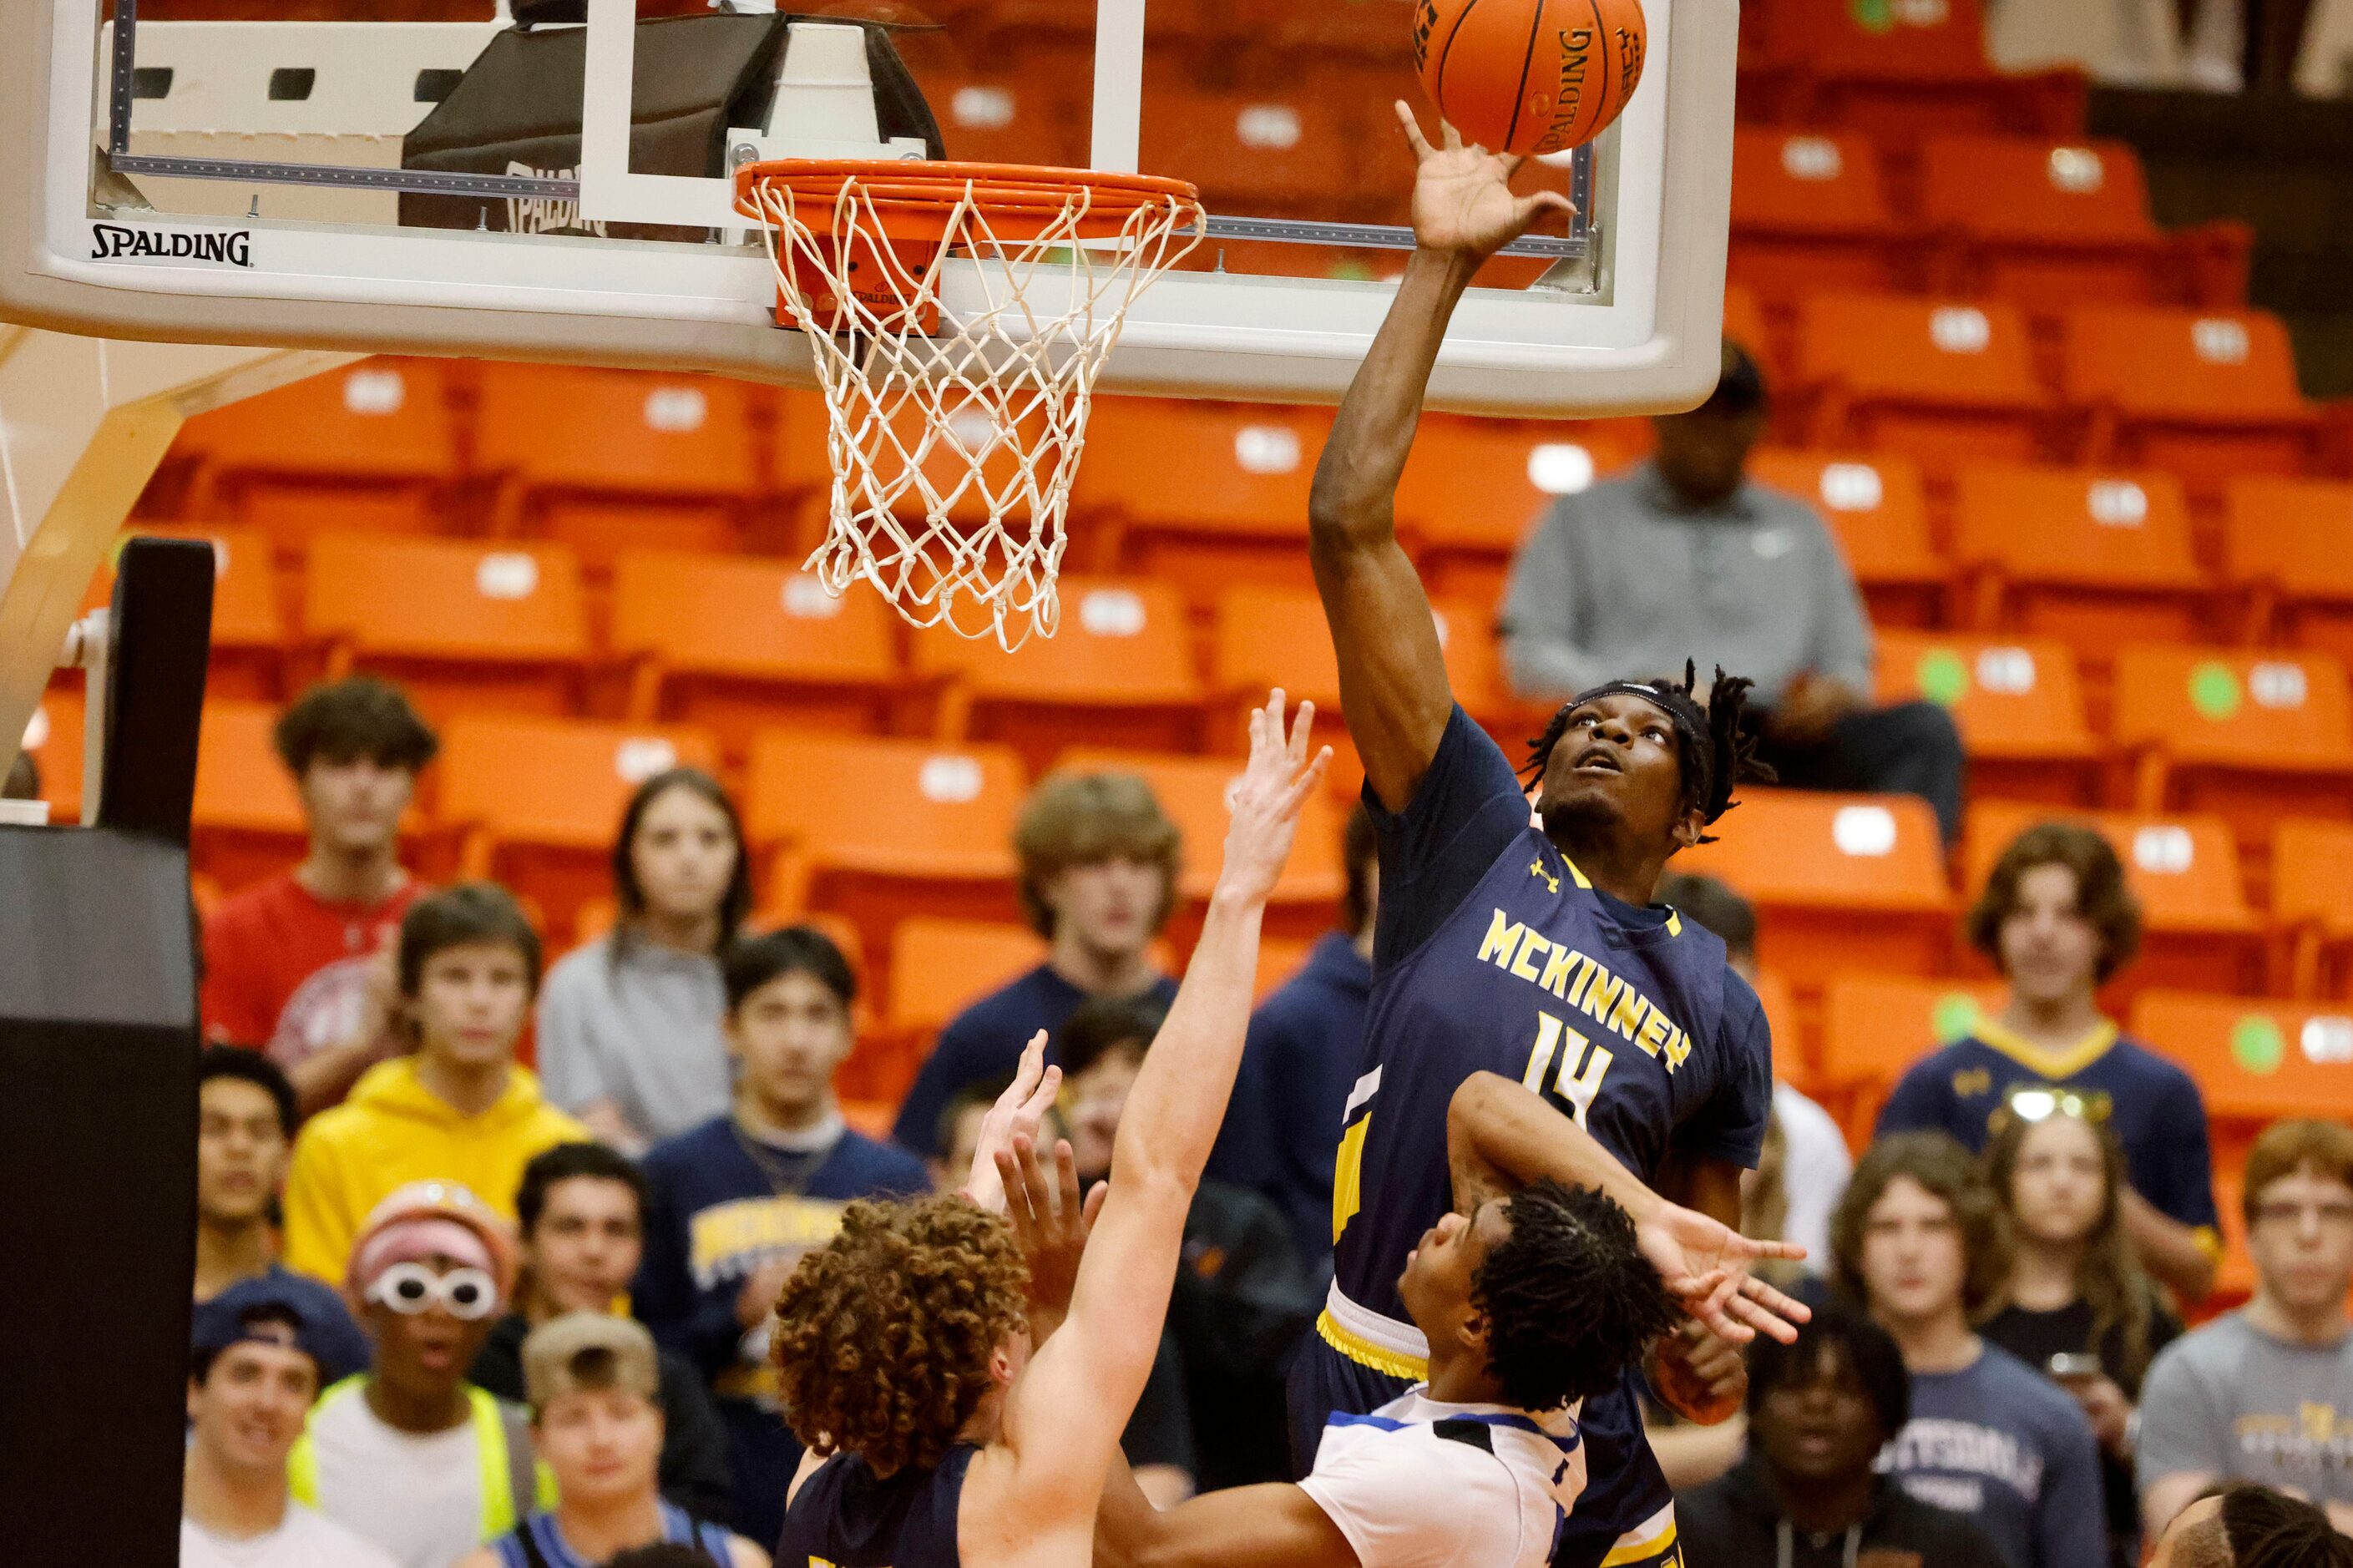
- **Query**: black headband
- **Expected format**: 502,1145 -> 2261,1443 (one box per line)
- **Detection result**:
1566,670 -> 1720,822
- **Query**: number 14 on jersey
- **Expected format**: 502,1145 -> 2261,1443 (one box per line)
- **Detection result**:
1524,1012 -> 1612,1129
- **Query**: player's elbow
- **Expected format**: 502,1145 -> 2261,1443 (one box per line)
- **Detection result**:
1307,468 -> 1388,556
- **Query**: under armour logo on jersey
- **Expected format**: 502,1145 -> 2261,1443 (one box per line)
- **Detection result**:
1953,1068 -> 1992,1099
1530,857 -> 1561,893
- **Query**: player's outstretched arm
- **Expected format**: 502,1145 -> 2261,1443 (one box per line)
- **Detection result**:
1448,1071 -> 1810,1344
1309,105 -> 1573,812
988,693 -> 1330,1534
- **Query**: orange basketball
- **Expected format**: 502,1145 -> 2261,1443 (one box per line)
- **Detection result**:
1412,0 -> 1648,157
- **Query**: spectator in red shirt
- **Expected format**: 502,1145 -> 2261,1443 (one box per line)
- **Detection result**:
202,676 -> 438,1113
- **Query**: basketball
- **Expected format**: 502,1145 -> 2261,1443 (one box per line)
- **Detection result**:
1412,0 -> 1648,157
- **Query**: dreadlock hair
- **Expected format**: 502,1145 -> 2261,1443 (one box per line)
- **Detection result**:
1521,662 -> 1774,846
1471,1179 -> 1680,1412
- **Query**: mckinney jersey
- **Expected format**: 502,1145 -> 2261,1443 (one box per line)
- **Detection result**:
1328,706 -> 1774,1341
1298,1387 -> 1587,1568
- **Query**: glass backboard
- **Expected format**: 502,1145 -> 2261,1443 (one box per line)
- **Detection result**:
2,0 -> 1738,413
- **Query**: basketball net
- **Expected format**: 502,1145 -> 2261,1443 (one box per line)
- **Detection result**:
740,163 -> 1202,648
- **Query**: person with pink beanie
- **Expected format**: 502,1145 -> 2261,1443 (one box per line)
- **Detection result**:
288,1181 -> 555,1568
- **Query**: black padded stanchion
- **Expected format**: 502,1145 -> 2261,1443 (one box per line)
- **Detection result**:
0,536 -> 213,1565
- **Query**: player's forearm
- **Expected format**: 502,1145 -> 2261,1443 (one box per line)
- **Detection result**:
1114,888 -> 1266,1191
2121,1189 -> 2217,1303
1308,247 -> 1478,555
1448,1071 -> 1662,1222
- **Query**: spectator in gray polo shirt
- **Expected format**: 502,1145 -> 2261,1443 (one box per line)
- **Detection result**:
1499,341 -> 1966,842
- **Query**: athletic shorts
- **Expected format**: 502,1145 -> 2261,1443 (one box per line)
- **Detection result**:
1288,1334 -> 1683,1568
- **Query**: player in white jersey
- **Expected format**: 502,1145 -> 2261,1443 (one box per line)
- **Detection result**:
999,1071 -> 1798,1568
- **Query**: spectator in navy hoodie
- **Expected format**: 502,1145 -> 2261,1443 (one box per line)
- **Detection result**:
1210,804 -> 1377,1270
635,925 -> 929,1546
890,771 -> 1182,1156
1831,1131 -> 2106,1568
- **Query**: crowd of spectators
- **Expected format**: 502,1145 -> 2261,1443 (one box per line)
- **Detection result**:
179,666 -> 2353,1568
176,391 -> 2353,1563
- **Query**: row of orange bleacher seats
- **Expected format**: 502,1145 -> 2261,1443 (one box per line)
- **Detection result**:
1728,126 -> 2249,310
57,514 -> 2353,829
152,290 -> 2347,554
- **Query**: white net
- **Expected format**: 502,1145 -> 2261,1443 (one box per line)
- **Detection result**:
744,168 -> 1202,648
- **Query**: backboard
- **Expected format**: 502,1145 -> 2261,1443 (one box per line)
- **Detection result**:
0,0 -> 1738,415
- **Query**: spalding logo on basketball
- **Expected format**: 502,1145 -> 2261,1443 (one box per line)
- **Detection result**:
1414,0 -> 1648,157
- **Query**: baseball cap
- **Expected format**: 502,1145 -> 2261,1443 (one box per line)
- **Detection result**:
346,1180 -> 519,1304
522,1312 -> 661,1409
192,1276 -> 346,1379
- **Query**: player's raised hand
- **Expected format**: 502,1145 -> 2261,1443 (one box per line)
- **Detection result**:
1217,690 -> 1333,908
995,1133 -> 1106,1337
960,1029 -> 1060,1214
1394,101 -> 1574,261
1635,1200 -> 1811,1346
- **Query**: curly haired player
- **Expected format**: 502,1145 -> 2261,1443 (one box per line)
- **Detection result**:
768,692 -> 1331,1568
1289,104 -> 1810,1568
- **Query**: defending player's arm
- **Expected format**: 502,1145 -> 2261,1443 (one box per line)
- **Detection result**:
988,693 -> 1331,1527
1308,106 -> 1571,811
1447,1071 -> 1807,1344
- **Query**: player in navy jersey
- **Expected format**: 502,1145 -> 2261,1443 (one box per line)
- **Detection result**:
1292,105 -> 1808,1568
769,694 -> 1330,1568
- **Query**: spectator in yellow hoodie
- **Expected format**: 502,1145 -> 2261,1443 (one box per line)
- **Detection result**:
286,883 -> 590,1284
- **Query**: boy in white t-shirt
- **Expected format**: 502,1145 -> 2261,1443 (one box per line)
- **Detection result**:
183,1282 -> 397,1568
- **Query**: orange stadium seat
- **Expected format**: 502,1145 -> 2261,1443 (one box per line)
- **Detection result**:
1874,632 -> 2100,806
1728,129 -> 1910,300
1742,0 -> 2083,135
1797,295 -> 2055,470
1055,746 -> 1347,911
746,731 -> 1027,944
1208,584 -> 1384,797
2062,306 -> 2320,488
1140,76 -> 1351,211
190,699 -> 321,896
2270,820 -> 2353,999
2129,989 -> 2353,1137
610,549 -> 900,753
21,686 -> 83,822
1405,422 -> 1640,596
2110,646 -> 2353,851
1397,421 -> 1640,605
1949,463 -> 2208,667
1818,973 -> 2010,1146
2224,477 -> 2353,664
1916,134 -> 2172,303
83,524 -> 284,701
1963,803 -> 2263,998
1430,596 -> 1541,736
1677,789 -> 1955,994
1725,286 -> 1775,383
908,39 -> 1093,169
884,916 -> 1045,1044
174,358 -> 457,537
1746,450 -> 1946,628
304,534 -> 590,720
1073,402 -> 1328,600
438,715 -> 722,943
914,576 -> 1203,771
1744,967 -> 1809,1090
474,367 -> 763,569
